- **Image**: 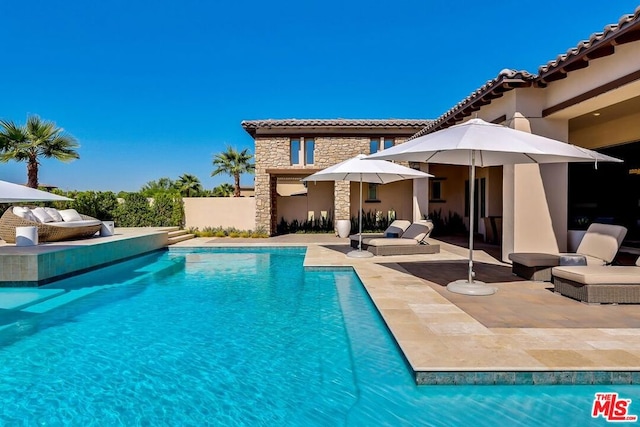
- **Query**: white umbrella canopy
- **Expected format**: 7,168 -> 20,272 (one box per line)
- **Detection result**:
367,118 -> 622,166
367,118 -> 622,295
0,180 -> 72,203
302,154 -> 433,258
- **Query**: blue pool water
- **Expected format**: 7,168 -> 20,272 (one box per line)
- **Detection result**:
0,247 -> 638,426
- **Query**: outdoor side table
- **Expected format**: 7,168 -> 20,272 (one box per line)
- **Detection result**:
15,226 -> 38,246
100,221 -> 115,236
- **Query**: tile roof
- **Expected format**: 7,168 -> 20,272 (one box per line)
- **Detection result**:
538,6 -> 640,81
412,69 -> 535,138
414,6 -> 640,138
242,118 -> 433,136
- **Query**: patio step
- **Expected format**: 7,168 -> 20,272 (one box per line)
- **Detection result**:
167,229 -> 195,245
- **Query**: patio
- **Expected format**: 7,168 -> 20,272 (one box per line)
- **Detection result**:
174,234 -> 640,385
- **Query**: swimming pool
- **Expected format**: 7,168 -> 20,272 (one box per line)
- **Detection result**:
0,247 -> 637,426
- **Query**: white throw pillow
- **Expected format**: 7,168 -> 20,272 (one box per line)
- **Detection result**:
31,207 -> 55,223
44,207 -> 64,222
13,206 -> 37,223
58,208 -> 83,222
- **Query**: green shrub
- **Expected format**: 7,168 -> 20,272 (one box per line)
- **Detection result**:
276,213 -> 334,235
427,209 -> 467,236
114,193 -> 154,227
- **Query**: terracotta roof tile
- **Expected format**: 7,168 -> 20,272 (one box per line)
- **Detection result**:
242,118 -> 433,136
412,69 -> 534,138
538,6 -> 640,77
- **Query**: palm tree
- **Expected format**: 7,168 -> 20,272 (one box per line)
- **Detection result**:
0,115 -> 79,188
211,146 -> 255,197
212,183 -> 234,197
176,173 -> 203,197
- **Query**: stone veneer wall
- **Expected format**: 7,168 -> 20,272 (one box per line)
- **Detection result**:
254,135 -> 412,234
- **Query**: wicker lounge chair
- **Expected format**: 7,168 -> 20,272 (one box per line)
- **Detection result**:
552,256 -> 640,304
0,207 -> 102,243
508,223 -> 627,281
360,220 -> 440,256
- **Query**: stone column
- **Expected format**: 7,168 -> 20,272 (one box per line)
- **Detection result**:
334,180 -> 351,223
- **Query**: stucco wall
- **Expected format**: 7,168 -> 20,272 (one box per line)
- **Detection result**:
349,180 -> 414,221
183,197 -> 256,231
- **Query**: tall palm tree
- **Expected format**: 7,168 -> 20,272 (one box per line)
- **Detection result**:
0,115 -> 79,188
176,173 -> 203,197
211,146 -> 255,197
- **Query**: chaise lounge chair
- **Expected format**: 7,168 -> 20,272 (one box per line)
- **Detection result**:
0,207 -> 103,243
359,220 -> 440,256
552,256 -> 640,304
508,223 -> 627,281
349,219 -> 412,249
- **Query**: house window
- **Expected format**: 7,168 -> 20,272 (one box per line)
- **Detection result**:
369,138 -> 380,154
431,181 -> 442,200
290,138 -> 301,165
305,138 -> 315,165
367,183 -> 378,201
370,137 -> 395,154
290,137 -> 315,165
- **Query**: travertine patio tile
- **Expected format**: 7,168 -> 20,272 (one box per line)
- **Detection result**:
427,321 -> 491,335
527,350 -> 597,368
408,303 -> 465,314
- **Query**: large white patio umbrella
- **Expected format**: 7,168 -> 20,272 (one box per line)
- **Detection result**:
302,154 -> 433,258
0,180 -> 72,203
367,118 -> 622,295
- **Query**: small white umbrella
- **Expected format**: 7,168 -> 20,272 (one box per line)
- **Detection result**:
302,154 -> 433,258
368,118 -> 622,294
0,180 -> 72,203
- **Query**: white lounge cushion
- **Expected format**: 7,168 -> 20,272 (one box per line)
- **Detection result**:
575,223 -> 627,264
48,219 -> 102,228
349,219 -> 414,241
399,220 -> 433,243
365,238 -> 419,246
58,209 -> 84,222
385,219 -> 412,236
13,206 -> 37,223
552,265 -> 640,285
31,207 -> 55,223
44,207 -> 64,222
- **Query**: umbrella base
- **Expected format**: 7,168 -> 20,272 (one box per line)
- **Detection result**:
346,249 -> 374,258
446,280 -> 497,296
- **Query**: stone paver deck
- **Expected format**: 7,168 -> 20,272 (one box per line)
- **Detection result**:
175,234 -> 640,385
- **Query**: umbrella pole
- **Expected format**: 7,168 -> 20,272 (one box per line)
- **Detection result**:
347,174 -> 373,258
358,176 -> 363,251
446,150 -> 496,296
468,152 -> 475,284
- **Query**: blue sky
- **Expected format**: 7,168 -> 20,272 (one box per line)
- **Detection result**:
1,1 -> 638,192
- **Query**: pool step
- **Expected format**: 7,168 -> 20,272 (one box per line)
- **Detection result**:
167,229 -> 195,245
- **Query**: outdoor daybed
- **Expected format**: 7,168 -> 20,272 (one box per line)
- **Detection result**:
358,220 -> 440,256
508,223 -> 627,281
552,257 -> 640,304
0,207 -> 102,243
